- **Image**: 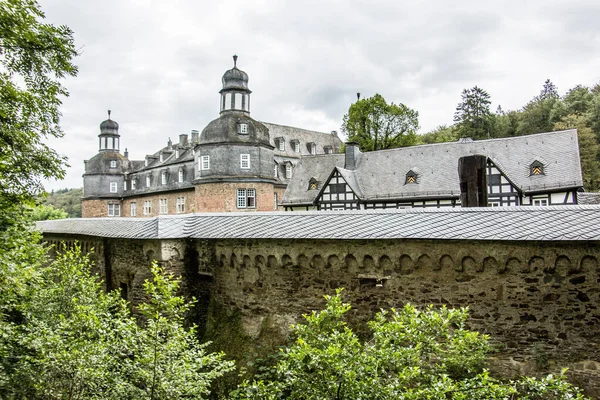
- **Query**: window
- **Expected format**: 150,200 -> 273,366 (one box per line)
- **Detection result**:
159,153 -> 163,162
240,154 -> 250,169
274,163 -> 278,178
240,123 -> 248,134
274,192 -> 278,210
405,171 -> 417,184
309,142 -> 316,155
175,149 -> 179,158
176,197 -> 185,213
488,201 -> 500,207
107,203 -> 120,217
159,198 -> 168,214
278,138 -> 285,151
109,182 -> 117,193
292,140 -> 300,153
146,176 -> 151,187
308,178 -> 319,190
110,160 -> 117,168
178,169 -> 184,183
144,158 -> 148,167
237,188 -> 256,208
123,180 -> 127,191
161,171 -> 167,185
132,179 -> 137,190
201,155 -> 210,170
285,163 -> 292,179
130,202 -> 137,217
143,200 -> 152,215
324,146 -> 333,154
533,198 -> 548,206
530,161 -> 544,176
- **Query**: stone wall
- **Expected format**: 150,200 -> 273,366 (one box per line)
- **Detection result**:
42,233 -> 600,397
82,199 -> 116,218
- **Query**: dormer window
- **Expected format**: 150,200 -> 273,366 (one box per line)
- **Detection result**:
274,162 -> 278,178
308,177 -> 320,190
146,176 -> 151,187
308,142 -> 316,155
276,137 -> 285,151
159,153 -> 164,163
110,160 -> 117,168
238,123 -> 248,134
530,160 -> 544,176
144,158 -> 148,167
324,145 -> 333,154
161,171 -> 167,185
132,179 -> 137,190
285,163 -> 293,179
175,149 -> 180,158
405,170 -> 418,184
291,140 -> 300,153
178,169 -> 184,183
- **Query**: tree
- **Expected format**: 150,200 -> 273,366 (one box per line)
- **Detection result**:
0,240 -> 234,399
27,203 -> 68,220
417,125 -> 458,144
453,86 -> 494,139
539,79 -> 559,100
232,291 -> 588,399
0,0 -> 78,227
341,94 -> 419,152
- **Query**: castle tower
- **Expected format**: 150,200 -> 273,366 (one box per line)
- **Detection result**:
220,55 -> 251,114
194,56 -> 277,212
82,111 -> 130,217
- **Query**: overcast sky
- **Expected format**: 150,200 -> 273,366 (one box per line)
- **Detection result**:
39,0 -> 600,190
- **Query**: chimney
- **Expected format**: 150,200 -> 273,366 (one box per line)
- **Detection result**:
179,134 -> 188,147
167,137 -> 172,150
124,148 -> 129,158
458,155 -> 488,207
331,130 -> 338,137
344,142 -> 361,170
191,129 -> 199,143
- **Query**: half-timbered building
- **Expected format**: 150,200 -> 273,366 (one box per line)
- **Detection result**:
281,129 -> 584,210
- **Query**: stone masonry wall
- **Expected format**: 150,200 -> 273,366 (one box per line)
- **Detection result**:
82,199 -> 115,218
42,234 -> 600,396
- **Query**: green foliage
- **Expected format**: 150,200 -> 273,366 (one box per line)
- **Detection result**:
0,0 -> 78,224
42,188 -> 83,218
0,227 -> 233,399
232,290 -> 588,400
341,94 -> 420,151
416,125 -> 458,144
27,203 -> 68,220
453,86 -> 493,139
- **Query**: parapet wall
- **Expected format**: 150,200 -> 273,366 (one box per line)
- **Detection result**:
42,234 -> 600,396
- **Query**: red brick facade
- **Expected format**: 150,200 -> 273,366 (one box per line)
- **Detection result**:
82,185 -> 285,217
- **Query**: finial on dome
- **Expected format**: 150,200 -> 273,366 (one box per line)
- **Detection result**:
357,93 -> 361,101
108,109 -> 111,119
233,54 -> 238,68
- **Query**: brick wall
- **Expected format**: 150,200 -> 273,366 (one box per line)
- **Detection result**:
121,190 -> 196,217
82,199 -> 119,218
195,182 -> 278,212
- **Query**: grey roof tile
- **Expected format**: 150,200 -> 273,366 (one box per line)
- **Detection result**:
37,205 -> 600,242
283,130 -> 583,205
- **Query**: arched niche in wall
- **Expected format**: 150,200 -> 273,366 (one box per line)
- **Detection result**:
311,255 -> 325,269
379,255 -> 392,271
438,254 -> 453,271
362,255 -> 375,270
345,254 -> 358,271
327,254 -> 340,269
397,254 -> 413,274
483,256 -> 498,273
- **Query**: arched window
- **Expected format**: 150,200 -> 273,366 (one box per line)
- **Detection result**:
530,160 -> 544,176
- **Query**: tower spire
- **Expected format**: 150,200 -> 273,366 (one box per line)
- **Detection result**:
108,109 -> 111,119
233,54 -> 238,68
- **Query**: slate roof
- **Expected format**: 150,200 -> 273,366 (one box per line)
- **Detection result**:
263,122 -> 343,158
577,192 -> 600,204
37,205 -> 600,241
282,129 -> 583,205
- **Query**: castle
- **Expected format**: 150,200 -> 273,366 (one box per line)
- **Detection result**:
82,55 -> 342,217
82,56 -> 584,217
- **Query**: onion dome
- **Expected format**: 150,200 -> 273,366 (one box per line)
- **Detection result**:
220,55 -> 250,92
100,110 -> 119,134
